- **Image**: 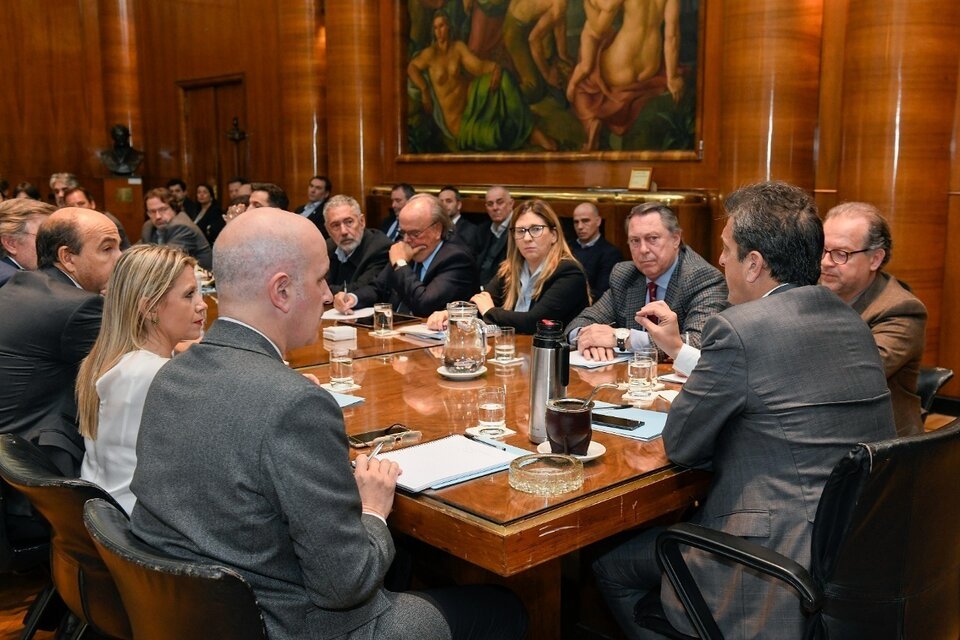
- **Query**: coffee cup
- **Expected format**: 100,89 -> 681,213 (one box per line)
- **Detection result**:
545,398 -> 593,456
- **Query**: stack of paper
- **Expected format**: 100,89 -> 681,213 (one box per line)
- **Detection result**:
570,350 -> 631,369
397,324 -> 446,341
592,402 -> 667,441
376,435 -> 527,492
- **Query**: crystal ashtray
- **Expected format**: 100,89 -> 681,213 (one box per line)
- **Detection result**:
508,453 -> 584,496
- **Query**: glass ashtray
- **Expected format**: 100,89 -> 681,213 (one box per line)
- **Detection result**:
509,453 -> 584,496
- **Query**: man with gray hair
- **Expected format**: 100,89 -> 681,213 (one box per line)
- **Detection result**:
821,202 -> 926,436
131,208 -> 526,640
567,201 -> 726,360
324,194 -> 391,295
49,172 -> 80,207
0,199 -> 55,286
335,193 -> 479,316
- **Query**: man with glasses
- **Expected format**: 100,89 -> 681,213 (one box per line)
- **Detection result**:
821,202 -> 926,436
334,193 -> 478,316
140,187 -> 212,270
566,201 -> 726,360
323,195 -> 391,295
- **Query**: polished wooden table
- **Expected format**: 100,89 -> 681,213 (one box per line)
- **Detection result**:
304,338 -> 710,639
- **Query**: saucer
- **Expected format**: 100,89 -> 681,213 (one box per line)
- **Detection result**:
537,440 -> 606,462
436,365 -> 487,380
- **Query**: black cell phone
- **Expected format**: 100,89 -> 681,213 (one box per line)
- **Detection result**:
348,424 -> 412,448
592,415 -> 645,431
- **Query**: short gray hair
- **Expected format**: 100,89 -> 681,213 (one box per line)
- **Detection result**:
322,194 -> 362,222
825,201 -> 892,268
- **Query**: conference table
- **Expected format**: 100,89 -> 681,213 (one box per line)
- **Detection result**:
297,331 -> 711,639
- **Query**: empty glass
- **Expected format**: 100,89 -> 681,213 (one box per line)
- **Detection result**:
373,303 -> 393,336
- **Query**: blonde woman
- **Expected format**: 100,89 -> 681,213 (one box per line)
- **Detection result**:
428,199 -> 590,334
77,245 -> 207,512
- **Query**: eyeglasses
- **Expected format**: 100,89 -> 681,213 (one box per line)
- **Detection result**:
147,205 -> 173,215
823,248 -> 870,265
400,221 -> 438,241
369,428 -> 423,450
512,224 -> 552,239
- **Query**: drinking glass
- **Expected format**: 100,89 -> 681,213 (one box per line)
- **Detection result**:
627,355 -> 656,398
494,326 -> 516,362
373,303 -> 393,336
477,387 -> 506,429
330,347 -> 354,389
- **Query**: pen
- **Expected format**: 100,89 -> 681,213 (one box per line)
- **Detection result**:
465,433 -> 511,452
369,440 -> 385,458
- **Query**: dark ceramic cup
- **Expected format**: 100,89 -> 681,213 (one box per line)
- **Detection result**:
545,398 -> 593,456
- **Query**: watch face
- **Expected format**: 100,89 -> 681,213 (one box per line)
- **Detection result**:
614,328 -> 629,340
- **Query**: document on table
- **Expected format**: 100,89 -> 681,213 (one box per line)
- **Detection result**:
592,402 -> 668,441
326,390 -> 364,408
376,434 -> 526,493
569,350 -> 631,369
397,324 -> 446,341
322,307 -> 374,321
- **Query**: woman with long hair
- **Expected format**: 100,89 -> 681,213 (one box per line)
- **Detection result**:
428,199 -> 590,334
77,245 -> 207,512
193,182 -> 224,242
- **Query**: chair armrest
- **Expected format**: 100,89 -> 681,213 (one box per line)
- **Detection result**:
656,523 -> 822,640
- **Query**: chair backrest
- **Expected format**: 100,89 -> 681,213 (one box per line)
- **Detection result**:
917,366 -> 954,415
0,434 -> 131,639
810,418 -> 960,639
84,498 -> 267,640
0,480 -> 49,573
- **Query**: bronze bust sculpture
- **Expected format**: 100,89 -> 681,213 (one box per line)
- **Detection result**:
100,124 -> 144,176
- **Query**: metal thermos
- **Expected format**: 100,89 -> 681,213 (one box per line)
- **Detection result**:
528,319 -> 569,443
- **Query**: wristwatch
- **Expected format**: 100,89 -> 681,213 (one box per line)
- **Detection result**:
614,328 -> 630,351
393,258 -> 408,270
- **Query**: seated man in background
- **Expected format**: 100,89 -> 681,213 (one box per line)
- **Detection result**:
0,199 -> 55,286
571,201 -> 622,300
438,185 -> 483,253
324,194 -> 391,295
131,208 -> 526,640
335,193 -> 479,316
140,187 -> 212,270
165,178 -> 199,217
63,186 -> 131,249
295,174 -> 332,236
566,202 -> 726,359
477,185 -> 515,284
381,183 -> 415,242
0,208 -> 121,475
594,181 -> 896,640
249,182 -> 290,210
821,202 -> 927,436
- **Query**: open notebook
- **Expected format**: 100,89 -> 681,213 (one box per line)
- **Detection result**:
376,435 -> 527,492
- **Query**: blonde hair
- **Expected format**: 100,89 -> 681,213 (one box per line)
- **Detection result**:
496,199 -> 589,309
76,245 -> 197,439
0,200 -> 55,257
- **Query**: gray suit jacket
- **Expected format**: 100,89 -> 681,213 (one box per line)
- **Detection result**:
661,286 -> 896,639
140,211 -> 212,270
566,244 -> 727,347
130,320 -> 442,640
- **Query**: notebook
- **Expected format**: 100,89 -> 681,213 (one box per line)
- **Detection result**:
376,434 -> 526,492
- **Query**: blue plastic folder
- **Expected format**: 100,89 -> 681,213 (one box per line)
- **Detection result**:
592,402 -> 668,441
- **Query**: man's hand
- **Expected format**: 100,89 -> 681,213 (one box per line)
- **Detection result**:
636,301 -> 682,359
354,453 -> 401,520
577,323 -> 617,361
388,241 -> 415,265
333,291 -> 356,314
470,291 -> 495,315
426,310 -> 449,331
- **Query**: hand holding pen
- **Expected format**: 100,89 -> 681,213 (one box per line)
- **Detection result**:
354,440 -> 400,519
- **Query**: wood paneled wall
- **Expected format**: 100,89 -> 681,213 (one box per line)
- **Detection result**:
2,0 -> 959,393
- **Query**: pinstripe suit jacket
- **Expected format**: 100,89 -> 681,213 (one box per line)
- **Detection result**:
661,286 -> 896,638
565,244 -> 727,347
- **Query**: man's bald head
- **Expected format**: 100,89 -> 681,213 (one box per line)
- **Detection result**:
38,207 -> 122,293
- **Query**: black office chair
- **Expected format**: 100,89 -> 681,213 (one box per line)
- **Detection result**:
650,418 -> 960,639
0,434 -> 131,640
917,366 -> 954,422
83,498 -> 267,640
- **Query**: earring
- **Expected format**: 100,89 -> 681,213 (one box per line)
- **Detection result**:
150,315 -> 159,325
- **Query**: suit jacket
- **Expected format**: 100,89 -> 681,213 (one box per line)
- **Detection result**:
0,267 -> 103,477
661,286 -> 895,639
852,271 -> 927,436
482,259 -> 589,334
478,227 -> 509,285
192,203 -> 225,243
296,199 -> 330,238
326,229 -> 392,295
354,241 -> 479,316
140,211 -> 212,270
452,216 -> 484,254
565,244 -> 727,348
130,320 -> 443,640
572,235 -> 622,300
379,212 -> 399,241
0,256 -> 20,287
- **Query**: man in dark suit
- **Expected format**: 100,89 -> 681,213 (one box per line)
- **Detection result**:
140,187 -> 212,270
0,208 -> 122,476
593,181 -> 896,640
567,202 -> 727,359
571,201 -> 621,299
476,185 -> 514,284
438,185 -> 483,254
380,183 -> 415,242
294,174 -> 331,237
0,199 -> 55,286
336,194 -> 479,316
165,178 -> 200,217
821,202 -> 926,436
323,194 -> 391,295
130,208 -> 525,640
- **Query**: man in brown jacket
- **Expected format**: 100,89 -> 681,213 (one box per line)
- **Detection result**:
821,202 -> 927,436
